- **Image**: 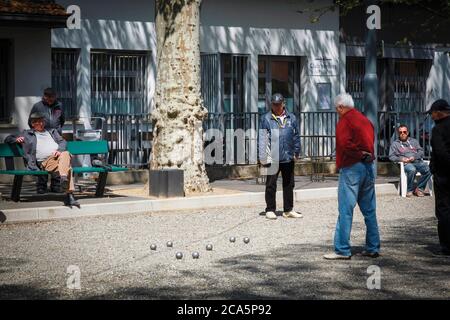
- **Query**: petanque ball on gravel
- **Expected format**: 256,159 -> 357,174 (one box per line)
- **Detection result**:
243,237 -> 250,244
176,252 -> 183,260
230,237 -> 236,243
192,252 -> 200,259
206,244 -> 213,251
150,244 -> 157,251
167,241 -> 173,248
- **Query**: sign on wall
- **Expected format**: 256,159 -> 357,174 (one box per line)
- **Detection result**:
308,57 -> 338,76
317,82 -> 332,110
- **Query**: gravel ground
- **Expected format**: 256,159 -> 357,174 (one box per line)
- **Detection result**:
0,194 -> 448,300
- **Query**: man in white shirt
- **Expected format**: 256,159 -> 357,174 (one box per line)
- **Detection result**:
5,113 -> 80,208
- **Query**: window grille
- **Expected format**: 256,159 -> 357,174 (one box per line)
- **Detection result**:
91,50 -> 149,115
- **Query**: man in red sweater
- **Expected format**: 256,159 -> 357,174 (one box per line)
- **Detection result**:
324,93 -> 381,260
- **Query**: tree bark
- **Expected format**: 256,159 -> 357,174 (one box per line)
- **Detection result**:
152,0 -> 211,194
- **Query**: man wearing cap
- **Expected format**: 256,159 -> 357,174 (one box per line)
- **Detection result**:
389,124 -> 432,197
428,99 -> 450,256
5,113 -> 80,208
28,88 -> 65,194
258,93 -> 302,220
324,93 -> 380,260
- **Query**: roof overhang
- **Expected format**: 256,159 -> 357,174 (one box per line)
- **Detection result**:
0,12 -> 69,28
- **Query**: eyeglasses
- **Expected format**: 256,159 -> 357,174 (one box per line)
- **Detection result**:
399,131 -> 408,134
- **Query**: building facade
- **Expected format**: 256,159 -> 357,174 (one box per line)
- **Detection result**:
1,0 -> 449,167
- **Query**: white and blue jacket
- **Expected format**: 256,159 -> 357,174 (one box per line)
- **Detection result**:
258,111 -> 301,164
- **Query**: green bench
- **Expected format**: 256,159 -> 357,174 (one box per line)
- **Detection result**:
0,140 -> 128,202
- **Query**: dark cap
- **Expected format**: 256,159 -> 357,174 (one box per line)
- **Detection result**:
271,93 -> 285,104
43,88 -> 56,97
427,99 -> 450,113
29,112 -> 46,120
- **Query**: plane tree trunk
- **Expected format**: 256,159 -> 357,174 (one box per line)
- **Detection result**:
151,0 -> 211,194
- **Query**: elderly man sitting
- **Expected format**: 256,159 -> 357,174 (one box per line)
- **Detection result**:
389,124 -> 432,197
5,112 -> 80,208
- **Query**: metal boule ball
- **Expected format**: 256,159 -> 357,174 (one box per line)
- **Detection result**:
230,237 -> 236,243
150,244 -> 157,251
176,252 -> 183,260
206,244 -> 213,251
192,252 -> 200,259
167,241 -> 173,248
244,237 -> 250,244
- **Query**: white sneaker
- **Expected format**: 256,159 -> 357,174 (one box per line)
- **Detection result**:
265,211 -> 277,220
323,252 -> 351,260
283,211 -> 303,219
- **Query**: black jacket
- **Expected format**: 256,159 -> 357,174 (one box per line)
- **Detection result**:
430,115 -> 450,177
5,129 -> 67,171
28,100 -> 65,134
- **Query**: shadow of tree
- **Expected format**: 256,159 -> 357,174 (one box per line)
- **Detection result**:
0,216 -> 447,300
0,257 -> 59,300
82,216 -> 448,300
0,285 -> 59,300
0,182 -> 128,204
156,0 -> 196,52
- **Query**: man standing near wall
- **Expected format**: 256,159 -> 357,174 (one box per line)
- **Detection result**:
428,99 -> 450,257
324,93 -> 380,260
28,88 -> 66,194
258,93 -> 302,220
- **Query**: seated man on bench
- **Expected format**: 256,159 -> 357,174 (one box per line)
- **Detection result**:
389,124 -> 432,198
5,112 -> 80,208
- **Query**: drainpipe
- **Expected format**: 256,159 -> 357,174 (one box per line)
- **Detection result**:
364,0 -> 379,177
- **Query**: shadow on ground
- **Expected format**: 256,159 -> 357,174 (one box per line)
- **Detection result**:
0,182 -> 127,204
0,258 -> 60,299
0,216 -> 448,300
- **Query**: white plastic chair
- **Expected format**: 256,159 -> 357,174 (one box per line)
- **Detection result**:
399,160 -> 433,197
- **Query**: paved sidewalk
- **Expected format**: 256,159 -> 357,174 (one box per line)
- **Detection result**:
0,176 -> 399,224
0,194 -> 446,300
0,175 -> 399,210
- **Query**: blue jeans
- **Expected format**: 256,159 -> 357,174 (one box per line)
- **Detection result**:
334,162 -> 381,256
404,162 -> 432,193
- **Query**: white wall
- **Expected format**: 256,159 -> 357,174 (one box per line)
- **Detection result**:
0,27 -> 52,138
426,49 -> 450,110
200,0 -> 340,160
52,0 -> 157,118
57,0 -> 155,22
51,0 -> 340,116
200,0 -> 341,112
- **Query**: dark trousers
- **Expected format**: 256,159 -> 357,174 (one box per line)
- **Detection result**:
37,174 -> 61,192
434,175 -> 450,251
265,161 -> 295,213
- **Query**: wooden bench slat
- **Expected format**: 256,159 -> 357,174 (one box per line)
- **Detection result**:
0,143 -> 24,157
0,170 -> 48,176
1,140 -> 129,202
67,140 -> 109,155
73,166 -> 128,174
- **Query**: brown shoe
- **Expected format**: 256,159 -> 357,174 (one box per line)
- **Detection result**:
415,189 -> 425,197
406,192 -> 414,198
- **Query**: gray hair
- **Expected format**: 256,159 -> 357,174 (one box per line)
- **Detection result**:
334,93 -> 355,109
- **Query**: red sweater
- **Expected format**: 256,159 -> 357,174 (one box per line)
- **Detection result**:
336,109 -> 375,169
